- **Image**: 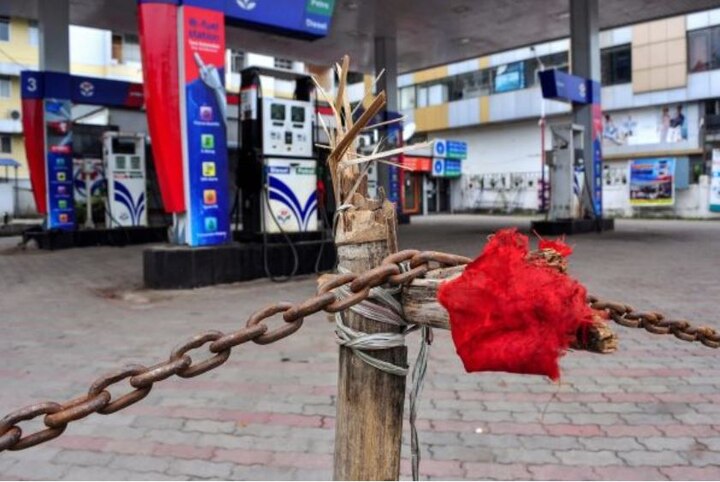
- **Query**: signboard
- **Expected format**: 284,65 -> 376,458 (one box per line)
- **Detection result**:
44,98 -> 75,229
539,69 -> 590,104
180,3 -> 230,245
494,61 -> 525,93
629,158 -> 675,207
602,104 -> 692,148
402,156 -> 432,172
711,149 -> 720,213
432,158 -> 445,177
71,76 -> 144,108
224,0 -> 335,40
433,139 -> 467,160
431,158 -> 462,178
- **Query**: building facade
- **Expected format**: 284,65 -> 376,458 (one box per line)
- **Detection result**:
398,8 -> 720,219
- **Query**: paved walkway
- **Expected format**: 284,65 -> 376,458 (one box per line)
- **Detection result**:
1,215 -> 719,480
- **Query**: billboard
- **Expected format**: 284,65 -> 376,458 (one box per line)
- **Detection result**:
224,0 -> 335,39
629,158 -> 675,207
494,61 -> 525,93
603,104 -> 692,148
180,4 -> 230,246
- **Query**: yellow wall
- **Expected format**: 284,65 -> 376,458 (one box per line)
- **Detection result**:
414,104 -> 449,132
2,18 -> 40,67
0,76 -> 21,117
413,65 -> 448,84
632,16 -> 687,93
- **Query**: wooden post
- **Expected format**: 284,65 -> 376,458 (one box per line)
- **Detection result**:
317,55 -> 416,481
333,231 -> 407,480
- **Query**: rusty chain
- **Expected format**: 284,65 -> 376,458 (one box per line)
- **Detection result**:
2,248 -> 717,453
588,295 -> 720,349
0,250 -> 470,453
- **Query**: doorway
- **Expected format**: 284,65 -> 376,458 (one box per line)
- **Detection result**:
426,177 -> 451,213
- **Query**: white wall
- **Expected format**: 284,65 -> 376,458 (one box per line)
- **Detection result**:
434,119 -> 563,176
69,26 -> 109,66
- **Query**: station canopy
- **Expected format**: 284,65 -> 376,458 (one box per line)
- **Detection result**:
2,0 -> 720,72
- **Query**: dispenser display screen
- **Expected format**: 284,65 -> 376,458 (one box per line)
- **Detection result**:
291,106 -> 305,123
271,103 -> 286,121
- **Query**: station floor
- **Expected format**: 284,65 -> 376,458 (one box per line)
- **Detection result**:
1,214 -> 719,481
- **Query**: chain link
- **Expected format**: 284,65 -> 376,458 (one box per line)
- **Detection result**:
1,248 -> 714,453
588,295 -> 720,348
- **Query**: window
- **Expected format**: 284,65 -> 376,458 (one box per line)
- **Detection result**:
111,33 -> 141,63
274,57 -> 294,70
399,86 -> 415,110
448,70 -> 490,101
0,17 -> 9,42
416,84 -> 428,108
0,136 -> 11,154
28,19 -> 38,46
688,27 -> 717,72
601,44 -> 632,85
230,50 -> 245,73
0,76 -> 10,98
427,82 -> 447,105
415,81 -> 447,106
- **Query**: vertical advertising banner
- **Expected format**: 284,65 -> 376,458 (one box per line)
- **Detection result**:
21,71 -> 48,214
590,82 -> 603,217
629,158 -> 676,207
44,98 -> 75,229
180,3 -> 230,246
710,148 -> 720,213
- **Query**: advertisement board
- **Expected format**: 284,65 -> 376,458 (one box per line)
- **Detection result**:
602,104 -> 692,148
433,139 -> 467,160
44,99 -> 75,229
494,62 -> 525,93
180,4 -> 230,246
431,158 -> 462,178
629,158 -> 676,207
711,149 -> 720,213
224,0 -> 335,39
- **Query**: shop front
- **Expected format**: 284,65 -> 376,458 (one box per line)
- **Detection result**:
400,155 -> 431,215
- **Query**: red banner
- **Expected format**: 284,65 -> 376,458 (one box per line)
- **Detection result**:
138,2 -> 185,212
21,98 -> 47,213
403,156 -> 432,172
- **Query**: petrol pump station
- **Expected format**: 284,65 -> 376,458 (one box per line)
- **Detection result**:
531,69 -> 614,235
19,71 -> 166,249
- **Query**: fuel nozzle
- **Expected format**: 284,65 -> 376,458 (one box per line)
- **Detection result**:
193,52 -> 227,121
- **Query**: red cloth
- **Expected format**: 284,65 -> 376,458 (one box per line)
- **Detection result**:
438,229 -> 593,380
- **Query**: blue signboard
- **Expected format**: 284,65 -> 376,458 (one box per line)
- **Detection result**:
433,139 -> 467,160
539,69 -> 590,104
445,159 -> 462,177
224,0 -> 335,39
71,76 -> 145,108
181,4 -> 230,246
445,141 -> 467,160
45,98 -> 75,230
431,158 -> 462,178
494,61 -> 525,93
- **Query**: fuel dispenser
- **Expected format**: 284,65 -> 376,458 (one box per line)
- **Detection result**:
102,132 -> 148,228
546,124 -> 585,221
238,67 -> 318,235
